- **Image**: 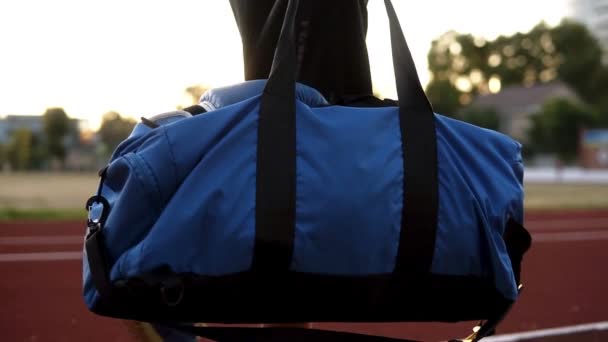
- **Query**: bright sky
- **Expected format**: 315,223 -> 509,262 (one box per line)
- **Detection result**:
0,0 -> 569,130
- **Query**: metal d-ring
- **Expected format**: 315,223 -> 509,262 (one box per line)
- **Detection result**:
85,195 -> 110,230
160,278 -> 185,307
85,165 -> 110,230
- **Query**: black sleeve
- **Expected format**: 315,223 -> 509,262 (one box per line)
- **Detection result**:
228,0 -> 373,103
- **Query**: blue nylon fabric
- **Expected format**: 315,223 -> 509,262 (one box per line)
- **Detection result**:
201,79 -> 329,109
293,105 -> 403,274
83,83 -> 524,309
121,98 -> 260,277
432,116 -> 524,300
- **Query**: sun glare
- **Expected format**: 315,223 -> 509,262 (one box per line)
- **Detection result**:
489,76 -> 502,94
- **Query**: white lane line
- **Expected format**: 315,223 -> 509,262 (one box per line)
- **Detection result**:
485,321 -> 608,341
526,218 -> 608,231
532,230 -> 608,242
0,251 -> 82,262
0,216 -> 606,253
0,235 -> 82,245
0,230 -> 607,250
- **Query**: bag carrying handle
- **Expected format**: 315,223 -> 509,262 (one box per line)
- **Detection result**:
253,0 -> 439,277
262,0 -> 433,111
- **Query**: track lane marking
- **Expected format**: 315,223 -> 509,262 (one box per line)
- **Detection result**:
526,218 -> 608,231
485,321 -> 608,341
0,251 -> 82,262
0,230 -> 607,264
0,217 -> 606,263
0,235 -> 82,245
532,230 -> 608,242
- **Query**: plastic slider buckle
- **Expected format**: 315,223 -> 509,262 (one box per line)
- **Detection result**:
455,283 -> 525,342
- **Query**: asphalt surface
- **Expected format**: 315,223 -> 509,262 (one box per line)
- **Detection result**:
1,210 -> 607,341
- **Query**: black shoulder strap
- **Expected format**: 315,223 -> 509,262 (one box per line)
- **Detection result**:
166,302 -> 524,342
167,325 -> 421,342
182,104 -> 207,115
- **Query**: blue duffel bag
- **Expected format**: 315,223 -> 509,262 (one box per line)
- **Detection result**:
83,1 -> 531,341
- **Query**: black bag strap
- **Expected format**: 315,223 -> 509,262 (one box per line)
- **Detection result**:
167,300 -> 524,342
182,104 -> 207,115
252,0 -> 438,276
250,0 -> 299,271
168,325 -> 421,342
384,0 -> 438,276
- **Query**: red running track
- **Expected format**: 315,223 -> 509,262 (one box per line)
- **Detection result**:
1,210 -> 607,342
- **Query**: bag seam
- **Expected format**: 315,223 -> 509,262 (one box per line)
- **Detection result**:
161,126 -> 179,185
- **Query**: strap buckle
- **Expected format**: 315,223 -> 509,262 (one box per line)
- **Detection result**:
457,284 -> 524,342
86,164 -> 110,237
459,324 -> 482,342
85,195 -> 110,239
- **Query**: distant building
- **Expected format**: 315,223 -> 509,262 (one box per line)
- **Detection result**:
569,0 -> 608,63
580,129 -> 608,168
0,114 -> 100,171
0,115 -> 44,144
465,81 -> 582,141
0,114 -> 84,145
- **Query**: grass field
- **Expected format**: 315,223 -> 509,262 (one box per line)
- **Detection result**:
1,172 -> 608,220
0,172 -> 97,220
0,172 -> 98,208
524,183 -> 608,210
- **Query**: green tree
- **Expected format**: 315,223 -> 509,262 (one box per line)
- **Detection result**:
7,129 -> 34,170
529,98 -> 599,163
177,84 -> 210,109
426,20 -> 607,114
43,107 -> 70,166
184,84 -> 208,105
552,20 -> 605,106
426,79 -> 462,115
459,107 -> 500,131
29,133 -> 48,170
98,111 -> 136,154
0,143 -> 7,170
590,68 -> 608,123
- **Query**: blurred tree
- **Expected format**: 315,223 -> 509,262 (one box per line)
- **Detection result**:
551,20 -> 605,106
426,79 -> 461,115
43,107 -> 70,166
459,107 -> 500,131
426,20 -> 607,114
0,144 -> 7,170
590,68 -> 608,124
529,98 -> 599,163
5,129 -> 47,171
29,133 -> 48,170
98,111 -> 136,154
184,84 -> 209,106
7,129 -> 34,170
